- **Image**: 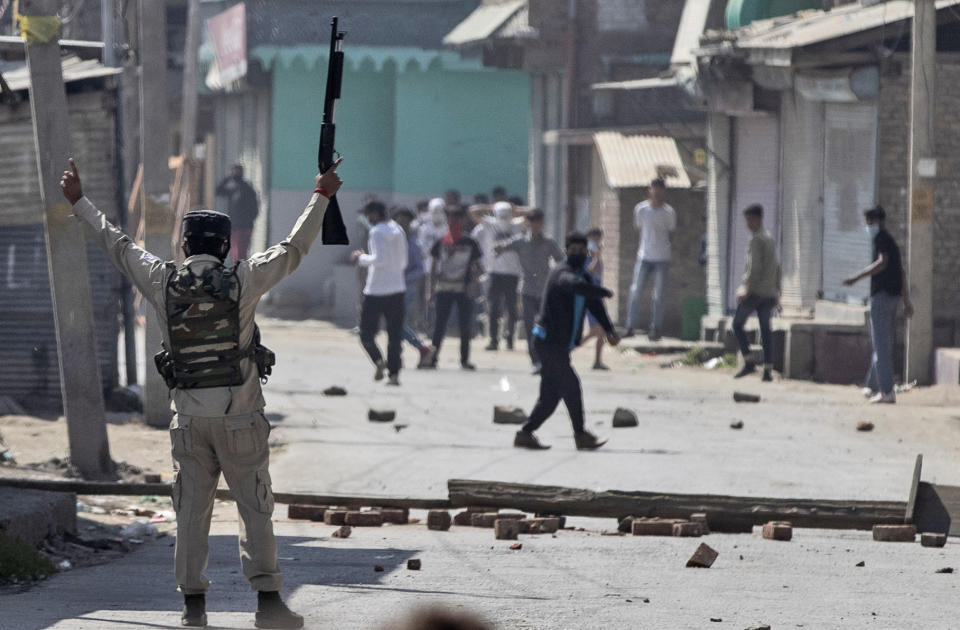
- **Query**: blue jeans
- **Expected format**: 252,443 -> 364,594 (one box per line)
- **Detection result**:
866,291 -> 898,395
627,259 -> 669,331
733,294 -> 776,366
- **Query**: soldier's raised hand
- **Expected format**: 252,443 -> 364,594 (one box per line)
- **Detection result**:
60,158 -> 83,205
315,157 -> 344,197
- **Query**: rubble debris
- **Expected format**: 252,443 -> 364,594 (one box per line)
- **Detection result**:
331,526 -> 351,539
494,519 -> 520,540
379,508 -> 409,524
509,543 -> 522,550
493,406 -> 527,425
686,543 -> 719,568
762,521 -> 793,541
936,567 -> 954,574
856,561 -> 866,567
856,421 -> 875,432
690,513 -> 710,534
287,504 -> 329,521
733,392 -> 760,403
344,511 -> 383,527
729,420 -> 744,430
672,522 -> 703,537
373,565 -> 384,572
710,619 -> 722,623
612,408 -> 639,428
872,524 -> 916,542
323,386 -> 347,396
407,559 -> 421,570
323,509 -> 348,526
745,625 -> 771,630
368,409 -> 396,422
427,510 -> 452,531
921,532 -> 947,548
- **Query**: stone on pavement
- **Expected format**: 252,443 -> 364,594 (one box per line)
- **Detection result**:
323,509 -> 348,526
322,386 -> 347,396
612,408 -> 639,428
344,511 -> 383,527
427,510 -> 452,531
287,504 -> 329,521
733,392 -> 761,403
921,532 -> 947,548
686,542 -> 719,568
632,518 -> 684,537
407,559 -> 421,570
494,519 -> 520,540
378,508 -> 409,524
331,526 -> 351,538
872,525 -> 917,542
761,521 -> 793,541
672,522 -> 703,537
368,408 -> 396,422
493,406 -> 527,425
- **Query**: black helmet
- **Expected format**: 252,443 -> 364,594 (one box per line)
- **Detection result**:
182,210 -> 231,241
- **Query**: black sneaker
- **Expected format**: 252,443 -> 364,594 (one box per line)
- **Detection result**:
647,329 -> 661,342
592,362 -> 610,371
374,360 -> 386,381
387,374 -> 400,386
461,362 -> 477,371
762,369 -> 773,382
485,342 -> 499,351
506,338 -> 515,351
181,594 -> 207,627
734,362 -> 757,379
514,430 -> 551,450
255,591 -> 304,629
575,431 -> 608,451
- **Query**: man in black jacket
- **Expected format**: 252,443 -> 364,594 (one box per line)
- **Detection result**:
514,232 -> 620,451
215,164 -> 260,262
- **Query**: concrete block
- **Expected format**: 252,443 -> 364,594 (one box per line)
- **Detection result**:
921,532 -> 948,548
493,406 -> 527,424
672,522 -> 703,537
686,542 -> 719,568
378,508 -> 409,524
287,504 -> 329,521
612,408 -> 639,428
494,519 -> 520,540
427,510 -> 452,531
761,521 -> 793,541
872,524 -> 917,542
0,488 -> 76,548
935,348 -> 960,386
323,509 -> 348,526
344,511 -> 383,527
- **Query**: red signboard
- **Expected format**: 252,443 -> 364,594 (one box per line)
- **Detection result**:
206,2 -> 247,85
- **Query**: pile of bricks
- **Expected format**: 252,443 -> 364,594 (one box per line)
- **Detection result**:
624,516 -> 705,538
286,504 -> 411,528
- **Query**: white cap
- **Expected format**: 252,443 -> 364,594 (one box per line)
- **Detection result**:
428,197 -> 446,214
493,201 -> 512,220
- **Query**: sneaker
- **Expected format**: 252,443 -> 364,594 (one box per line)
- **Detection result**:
762,369 -> 773,382
531,363 -> 542,375
647,329 -> 662,342
485,342 -> 499,351
514,430 -> 551,450
181,594 -> 207,627
374,360 -> 386,381
861,387 -> 876,399
255,591 -> 304,629
417,346 -> 434,369
574,431 -> 608,451
869,392 -> 896,404
387,375 -> 400,386
506,338 -> 515,351
592,362 -> 610,371
734,362 -> 757,379
461,362 -> 477,371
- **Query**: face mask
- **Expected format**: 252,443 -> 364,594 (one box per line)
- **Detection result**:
567,254 -> 587,269
867,225 -> 880,238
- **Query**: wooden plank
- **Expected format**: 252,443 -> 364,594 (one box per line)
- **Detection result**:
448,480 -> 907,531
906,453 -> 923,523
913,482 -> 960,537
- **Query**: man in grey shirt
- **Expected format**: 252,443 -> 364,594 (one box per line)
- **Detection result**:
497,208 -> 564,373
733,204 -> 780,381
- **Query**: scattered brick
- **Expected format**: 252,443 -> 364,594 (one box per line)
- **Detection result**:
921,532 -> 948,548
612,408 -> 639,428
471,512 -> 501,528
856,421 -> 875,432
673,522 -> 703,537
407,559 -> 421,570
379,508 -> 409,524
144,473 -> 162,483
427,510 -> 452,531
509,543 -> 522,550
872,524 -> 917,542
368,408 -> 396,422
493,406 -> 527,424
453,511 -> 474,526
287,504 -> 329,521
733,392 -> 760,403
345,511 -> 383,527
729,420 -> 744,430
323,509 -> 347,526
936,567 -> 954,574
686,543 -> 719,568
618,516 -> 635,533
495,519 -> 520,540
632,518 -> 685,537
323,386 -> 347,396
856,561 -> 865,567
761,521 -> 793,541
331,526 -> 351,539
690,513 -> 710,534
536,513 -> 565,529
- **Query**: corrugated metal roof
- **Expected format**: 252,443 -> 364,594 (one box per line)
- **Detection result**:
0,55 -> 121,92
592,76 -> 679,91
443,0 -> 526,46
593,132 -> 692,189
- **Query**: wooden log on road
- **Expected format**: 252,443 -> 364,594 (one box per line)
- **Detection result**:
447,479 -> 907,531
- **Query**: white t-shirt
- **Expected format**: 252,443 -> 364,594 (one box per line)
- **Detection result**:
358,220 -> 408,296
633,201 -> 677,262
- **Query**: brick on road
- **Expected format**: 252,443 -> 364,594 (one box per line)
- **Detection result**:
686,542 -> 719,568
690,513 -> 710,534
407,559 -> 421,570
378,508 -> 409,524
287,504 -> 329,521
427,509 -> 452,531
673,522 -> 703,537
323,509 -> 348,526
762,521 -> 793,541
632,518 -> 685,537
519,517 -> 561,534
495,519 -> 520,540
331,525 -> 351,538
345,511 -> 384,527
921,532 -> 947,548
872,524 -> 917,542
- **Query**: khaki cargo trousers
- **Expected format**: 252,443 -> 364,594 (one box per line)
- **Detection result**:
170,412 -> 281,594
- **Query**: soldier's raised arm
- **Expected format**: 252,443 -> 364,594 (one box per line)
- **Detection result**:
61,158 -> 168,306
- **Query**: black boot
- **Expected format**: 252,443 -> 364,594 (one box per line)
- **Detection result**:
574,431 -> 608,451
181,594 -> 207,627
734,361 -> 756,379
514,430 -> 551,450
255,591 -> 304,629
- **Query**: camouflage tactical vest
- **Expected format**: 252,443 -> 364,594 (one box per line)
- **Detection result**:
161,263 -> 248,389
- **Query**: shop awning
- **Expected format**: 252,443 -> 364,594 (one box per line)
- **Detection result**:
0,55 -> 120,92
443,0 -> 528,47
593,132 -> 691,189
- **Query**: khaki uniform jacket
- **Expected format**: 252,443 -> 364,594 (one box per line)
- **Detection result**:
73,193 -> 330,417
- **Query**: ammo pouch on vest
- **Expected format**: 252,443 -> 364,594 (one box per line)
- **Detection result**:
251,325 -> 276,384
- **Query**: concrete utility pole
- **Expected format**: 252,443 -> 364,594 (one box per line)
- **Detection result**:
906,0 -> 936,385
19,0 -> 114,479
180,0 -> 200,156
138,0 -> 173,427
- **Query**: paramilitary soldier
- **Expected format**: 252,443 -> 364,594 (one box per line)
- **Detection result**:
60,156 -> 343,629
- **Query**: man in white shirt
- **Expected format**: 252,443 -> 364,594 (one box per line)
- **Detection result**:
626,178 -> 676,341
351,201 -> 409,385
471,201 -> 525,350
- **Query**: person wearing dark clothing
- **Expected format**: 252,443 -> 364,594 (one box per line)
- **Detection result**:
514,232 -> 620,451
843,205 -> 913,404
215,164 -> 260,262
426,207 -> 484,370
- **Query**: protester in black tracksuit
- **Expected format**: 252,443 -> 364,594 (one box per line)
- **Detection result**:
514,232 -> 620,451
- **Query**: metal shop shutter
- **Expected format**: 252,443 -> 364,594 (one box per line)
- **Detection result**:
728,115 -> 780,311
821,102 -> 877,304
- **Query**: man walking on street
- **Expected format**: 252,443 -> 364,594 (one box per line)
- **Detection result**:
581,227 -> 610,371
352,201 -> 409,386
61,156 -> 343,629
626,178 -> 676,340
215,163 -> 259,262
843,205 -> 913,404
426,207 -> 484,370
513,232 -> 619,451
496,208 -> 564,373
732,204 -> 780,382
392,206 -> 434,367
472,201 -> 525,350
